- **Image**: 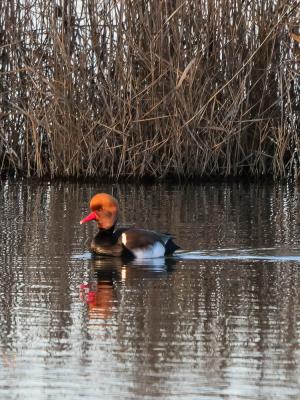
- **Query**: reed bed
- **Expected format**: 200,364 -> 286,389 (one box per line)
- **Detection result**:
0,0 -> 300,179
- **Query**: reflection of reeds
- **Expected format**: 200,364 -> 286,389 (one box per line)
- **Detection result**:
1,351 -> 17,368
0,0 -> 300,179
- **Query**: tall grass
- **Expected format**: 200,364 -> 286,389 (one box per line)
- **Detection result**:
0,0 -> 300,179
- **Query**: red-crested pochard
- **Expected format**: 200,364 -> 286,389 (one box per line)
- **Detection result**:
80,193 -> 179,259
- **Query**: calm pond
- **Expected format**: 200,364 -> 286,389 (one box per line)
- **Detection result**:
1,180 -> 300,399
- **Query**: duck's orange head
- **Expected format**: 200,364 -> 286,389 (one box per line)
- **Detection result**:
80,193 -> 119,230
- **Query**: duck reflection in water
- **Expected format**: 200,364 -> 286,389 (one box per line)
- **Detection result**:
79,256 -> 176,320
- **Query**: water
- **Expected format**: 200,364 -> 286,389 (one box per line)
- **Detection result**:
1,180 -> 300,399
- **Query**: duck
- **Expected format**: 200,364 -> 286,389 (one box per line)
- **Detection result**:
80,193 -> 179,259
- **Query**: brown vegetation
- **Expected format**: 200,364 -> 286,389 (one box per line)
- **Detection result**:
0,0 -> 300,179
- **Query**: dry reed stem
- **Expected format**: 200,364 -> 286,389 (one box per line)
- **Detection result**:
0,0 -> 300,179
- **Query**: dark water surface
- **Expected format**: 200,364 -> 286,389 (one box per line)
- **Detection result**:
1,181 -> 300,399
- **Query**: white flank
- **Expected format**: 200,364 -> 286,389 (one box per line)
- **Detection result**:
121,233 -> 127,246
132,242 -> 165,259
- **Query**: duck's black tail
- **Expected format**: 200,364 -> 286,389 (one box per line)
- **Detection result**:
165,238 -> 180,255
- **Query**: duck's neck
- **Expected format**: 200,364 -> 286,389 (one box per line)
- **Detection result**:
97,225 -> 115,237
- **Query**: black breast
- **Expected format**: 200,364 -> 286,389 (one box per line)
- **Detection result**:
89,227 -> 128,257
